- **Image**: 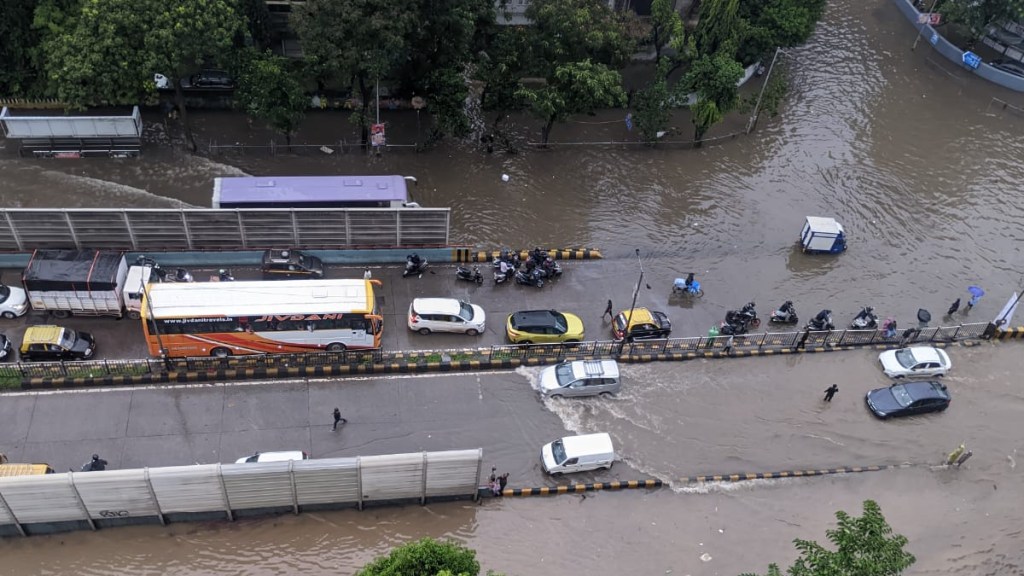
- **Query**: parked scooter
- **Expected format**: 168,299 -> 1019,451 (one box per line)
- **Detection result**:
850,306 -> 878,329
514,268 -> 545,288
769,300 -> 799,324
403,254 -> 428,278
806,309 -> 835,331
494,260 -> 515,285
456,265 -> 484,285
218,269 -> 235,282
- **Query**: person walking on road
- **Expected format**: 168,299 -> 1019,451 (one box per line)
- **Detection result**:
947,298 -> 961,317
603,300 -> 614,321
795,329 -> 810,351
332,407 -> 346,431
823,384 -> 839,402
724,335 -> 735,355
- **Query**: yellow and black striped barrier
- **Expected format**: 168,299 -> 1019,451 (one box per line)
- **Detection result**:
452,247 -> 602,263
678,463 -> 913,484
995,326 -> 1024,339
488,479 -> 663,497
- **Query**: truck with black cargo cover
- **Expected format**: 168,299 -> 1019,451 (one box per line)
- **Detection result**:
22,249 -> 142,318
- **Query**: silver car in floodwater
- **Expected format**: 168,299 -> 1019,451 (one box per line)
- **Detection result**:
539,359 -> 620,398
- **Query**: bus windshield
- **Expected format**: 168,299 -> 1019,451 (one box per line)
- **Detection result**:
141,279 -> 382,358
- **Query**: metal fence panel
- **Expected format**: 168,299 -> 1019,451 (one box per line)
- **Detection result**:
0,473 -> 85,523
294,458 -> 360,506
147,465 -> 225,514
74,469 -> 160,519
425,449 -> 483,497
221,462 -> 295,510
65,212 -> 135,248
359,453 -> 425,502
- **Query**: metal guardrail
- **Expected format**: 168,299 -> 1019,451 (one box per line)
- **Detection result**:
2,323 -> 991,382
0,207 -> 451,251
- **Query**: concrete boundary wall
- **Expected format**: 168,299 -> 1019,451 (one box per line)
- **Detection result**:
0,449 -> 482,537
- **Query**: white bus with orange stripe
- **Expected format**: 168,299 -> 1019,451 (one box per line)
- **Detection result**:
141,279 -> 382,358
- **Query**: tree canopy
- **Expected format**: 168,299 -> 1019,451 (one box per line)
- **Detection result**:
355,538 -> 482,576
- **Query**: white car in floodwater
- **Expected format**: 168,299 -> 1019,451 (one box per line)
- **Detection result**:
878,346 -> 951,379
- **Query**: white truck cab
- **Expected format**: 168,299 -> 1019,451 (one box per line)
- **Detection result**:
541,432 -> 615,475
123,265 -> 154,319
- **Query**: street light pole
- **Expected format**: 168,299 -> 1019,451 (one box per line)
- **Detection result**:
912,0 -> 941,51
617,249 -> 644,356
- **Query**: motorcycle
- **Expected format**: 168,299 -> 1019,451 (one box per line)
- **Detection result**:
403,254 -> 428,278
493,260 -> 515,285
672,274 -> 703,297
850,306 -> 878,329
769,300 -> 799,324
724,302 -> 760,330
456,265 -> 483,285
514,268 -> 545,288
535,257 -> 563,279
806,309 -> 835,331
492,248 -> 521,271
218,269 -> 235,282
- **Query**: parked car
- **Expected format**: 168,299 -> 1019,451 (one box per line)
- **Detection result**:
865,381 -> 950,419
991,59 -> 1024,78
235,450 -> 309,464
612,307 -> 672,341
506,309 -> 584,344
0,284 -> 29,318
878,346 -> 951,378
408,298 -> 485,335
540,432 -> 615,475
261,249 -> 324,279
19,325 -> 96,362
185,69 -> 235,89
0,335 -> 12,361
539,359 -> 620,398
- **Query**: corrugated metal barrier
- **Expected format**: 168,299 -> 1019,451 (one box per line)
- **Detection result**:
0,449 -> 482,537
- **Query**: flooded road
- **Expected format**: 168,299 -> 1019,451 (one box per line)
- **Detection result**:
3,0 -> 1024,573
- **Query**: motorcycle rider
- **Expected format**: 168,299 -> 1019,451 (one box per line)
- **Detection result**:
684,273 -> 696,291
81,454 -> 108,472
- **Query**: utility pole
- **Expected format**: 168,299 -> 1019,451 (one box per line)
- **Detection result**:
617,249 -> 644,356
912,0 -> 941,51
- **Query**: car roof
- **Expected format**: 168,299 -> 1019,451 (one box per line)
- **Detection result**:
263,249 -> 305,263
900,381 -> 949,400
906,346 -> 942,363
250,451 -> 306,462
618,307 -> 655,326
511,309 -> 560,326
412,298 -> 464,315
569,359 -> 619,379
22,325 -> 65,345
559,433 -> 614,454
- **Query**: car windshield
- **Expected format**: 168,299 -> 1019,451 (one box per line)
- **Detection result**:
552,313 -> 567,333
460,302 -> 474,320
551,440 -> 568,465
889,384 -> 913,408
894,349 -> 918,368
60,329 -> 77,348
554,363 -> 575,386
0,286 -> 8,303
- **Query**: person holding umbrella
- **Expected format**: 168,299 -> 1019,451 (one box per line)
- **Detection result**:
966,286 -> 985,311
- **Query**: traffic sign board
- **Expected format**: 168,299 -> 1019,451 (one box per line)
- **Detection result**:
962,51 -> 982,69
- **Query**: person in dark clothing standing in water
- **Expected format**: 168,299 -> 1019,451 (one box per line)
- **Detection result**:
823,384 -> 839,402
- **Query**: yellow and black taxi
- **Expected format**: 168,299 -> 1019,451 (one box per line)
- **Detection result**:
261,249 -> 325,279
19,325 -> 96,362
612,307 -> 672,342
506,309 -> 585,344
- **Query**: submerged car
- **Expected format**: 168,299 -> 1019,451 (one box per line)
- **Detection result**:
865,381 -> 950,419
612,307 -> 672,341
878,346 -> 951,378
539,359 -> 620,398
506,309 -> 584,344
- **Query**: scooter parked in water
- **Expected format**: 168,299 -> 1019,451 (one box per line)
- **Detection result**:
403,254 -> 428,278
769,300 -> 799,324
850,306 -> 878,329
514,268 -> 544,288
456,265 -> 483,285
806,309 -> 835,331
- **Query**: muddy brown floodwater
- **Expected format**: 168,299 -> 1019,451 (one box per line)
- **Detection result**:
2,0 -> 1024,573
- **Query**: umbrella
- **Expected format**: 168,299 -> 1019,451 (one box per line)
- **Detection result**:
968,285 -> 985,298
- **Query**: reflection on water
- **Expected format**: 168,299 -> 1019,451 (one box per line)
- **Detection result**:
3,0 -> 1024,573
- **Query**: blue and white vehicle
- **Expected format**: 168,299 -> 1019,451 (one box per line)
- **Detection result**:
800,216 -> 847,254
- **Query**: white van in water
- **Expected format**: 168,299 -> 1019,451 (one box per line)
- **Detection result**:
540,432 -> 615,475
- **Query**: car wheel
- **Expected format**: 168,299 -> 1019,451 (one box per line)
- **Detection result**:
935,373 -> 944,378
520,340 -> 532,345
211,347 -> 231,358
1,311 -> 15,319
327,343 -> 347,352
551,471 -> 562,477
599,465 -> 610,471
418,328 -> 432,335
599,392 -> 614,399
893,374 -> 904,379
466,329 -> 479,336
128,311 -> 141,320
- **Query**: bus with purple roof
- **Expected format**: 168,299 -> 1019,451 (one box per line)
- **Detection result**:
212,175 -> 420,209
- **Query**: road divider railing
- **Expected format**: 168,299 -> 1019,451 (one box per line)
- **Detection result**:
5,321 -> 1007,390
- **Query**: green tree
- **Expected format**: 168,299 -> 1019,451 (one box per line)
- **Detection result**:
741,500 -> 916,576
292,0 -> 417,147
235,50 -> 307,148
424,67 -> 472,142
649,0 -> 683,61
736,0 -> 827,64
518,59 -> 626,146
39,0 -> 242,151
680,51 -> 743,144
1,0 -> 45,95
356,537 -> 481,576
238,0 -> 273,50
696,0 -> 740,56
402,0 -> 494,93
632,61 -> 673,145
477,26 -> 532,128
526,0 -> 634,72
939,0 -> 1024,45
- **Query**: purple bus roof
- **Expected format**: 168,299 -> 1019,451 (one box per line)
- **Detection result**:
213,175 -> 409,207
